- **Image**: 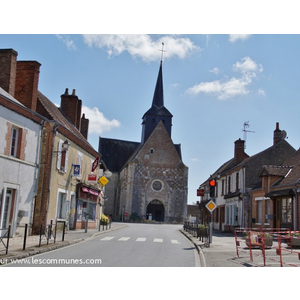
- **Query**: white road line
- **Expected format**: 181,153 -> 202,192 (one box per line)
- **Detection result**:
171,240 -> 180,244
118,237 -> 130,241
153,238 -> 163,243
136,237 -> 147,242
100,237 -> 114,241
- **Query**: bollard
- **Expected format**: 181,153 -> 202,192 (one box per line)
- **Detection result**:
62,221 -> 66,241
23,224 -> 28,251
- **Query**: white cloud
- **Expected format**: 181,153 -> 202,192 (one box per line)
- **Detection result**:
209,67 -> 220,75
82,105 -> 121,135
82,34 -> 199,61
258,89 -> 266,96
186,57 -> 263,100
56,35 -> 77,50
229,34 -> 252,42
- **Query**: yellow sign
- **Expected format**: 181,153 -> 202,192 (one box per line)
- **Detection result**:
206,200 -> 216,212
98,176 -> 109,186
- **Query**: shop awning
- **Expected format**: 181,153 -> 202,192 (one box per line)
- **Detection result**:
82,186 -> 100,196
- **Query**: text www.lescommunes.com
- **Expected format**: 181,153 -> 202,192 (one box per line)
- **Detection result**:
1,257 -> 102,265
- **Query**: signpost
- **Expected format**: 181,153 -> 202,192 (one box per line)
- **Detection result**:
206,200 -> 216,244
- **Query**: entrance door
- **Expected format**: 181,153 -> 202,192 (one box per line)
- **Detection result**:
0,189 -> 15,237
275,198 -> 293,230
146,200 -> 165,222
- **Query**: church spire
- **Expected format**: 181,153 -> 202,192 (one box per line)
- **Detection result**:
151,60 -> 164,109
141,56 -> 173,144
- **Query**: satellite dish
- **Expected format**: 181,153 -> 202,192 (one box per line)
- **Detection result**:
281,130 -> 287,139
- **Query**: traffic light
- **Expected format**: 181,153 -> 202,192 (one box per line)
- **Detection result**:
208,214 -> 212,222
209,179 -> 216,198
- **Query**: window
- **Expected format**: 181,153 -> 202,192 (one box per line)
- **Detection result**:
236,172 -> 239,191
221,179 -> 225,195
257,201 -> 262,223
281,198 -> 292,223
227,176 -> 231,193
10,127 -> 19,157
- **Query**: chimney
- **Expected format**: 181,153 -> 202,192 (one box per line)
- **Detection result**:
0,49 -> 18,96
80,113 -> 89,140
15,60 -> 41,111
60,88 -> 82,130
234,138 -> 246,164
273,122 -> 282,145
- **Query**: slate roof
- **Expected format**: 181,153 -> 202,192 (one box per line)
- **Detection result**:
271,148 -> 300,187
98,137 -> 140,172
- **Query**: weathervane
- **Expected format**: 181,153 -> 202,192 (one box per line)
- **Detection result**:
159,42 -> 166,62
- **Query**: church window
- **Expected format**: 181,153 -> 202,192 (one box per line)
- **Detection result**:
152,180 -> 163,191
150,148 -> 154,154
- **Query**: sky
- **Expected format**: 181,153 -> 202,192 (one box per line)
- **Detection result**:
1,34 -> 300,204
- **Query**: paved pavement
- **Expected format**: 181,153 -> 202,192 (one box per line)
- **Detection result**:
2,223 -> 300,267
180,228 -> 300,267
0,222 -> 126,265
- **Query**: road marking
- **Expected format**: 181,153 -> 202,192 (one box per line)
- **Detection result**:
118,237 -> 130,241
136,237 -> 147,242
153,238 -> 163,243
171,240 -> 180,244
100,237 -> 114,241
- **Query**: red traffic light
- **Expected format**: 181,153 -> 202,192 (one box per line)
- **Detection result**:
209,179 -> 216,187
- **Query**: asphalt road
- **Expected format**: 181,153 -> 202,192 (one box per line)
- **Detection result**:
5,223 -> 200,267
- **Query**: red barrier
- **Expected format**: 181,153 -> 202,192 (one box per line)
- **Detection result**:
234,228 -> 300,267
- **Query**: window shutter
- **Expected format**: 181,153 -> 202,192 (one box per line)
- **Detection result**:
56,140 -> 63,170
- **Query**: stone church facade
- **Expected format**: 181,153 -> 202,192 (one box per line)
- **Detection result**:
99,62 -> 188,223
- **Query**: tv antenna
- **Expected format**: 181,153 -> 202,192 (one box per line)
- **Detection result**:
242,121 -> 255,149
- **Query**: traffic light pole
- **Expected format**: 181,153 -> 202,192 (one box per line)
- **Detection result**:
209,211 -> 213,244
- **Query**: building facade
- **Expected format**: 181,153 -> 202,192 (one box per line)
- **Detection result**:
199,123 -> 295,231
99,61 -> 188,223
0,48 -> 108,235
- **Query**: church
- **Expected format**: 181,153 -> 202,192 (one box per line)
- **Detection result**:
99,60 -> 188,223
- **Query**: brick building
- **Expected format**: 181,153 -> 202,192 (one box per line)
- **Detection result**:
0,48 -> 106,235
99,61 -> 188,223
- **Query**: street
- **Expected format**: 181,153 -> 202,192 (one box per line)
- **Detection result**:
4,223 -> 200,267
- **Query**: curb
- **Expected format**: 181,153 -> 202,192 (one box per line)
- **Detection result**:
179,229 -> 207,267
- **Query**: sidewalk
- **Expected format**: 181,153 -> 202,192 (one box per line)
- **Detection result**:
0,222 -> 126,265
180,229 -> 300,267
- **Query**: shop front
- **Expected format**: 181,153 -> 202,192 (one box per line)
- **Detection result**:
75,184 -> 101,230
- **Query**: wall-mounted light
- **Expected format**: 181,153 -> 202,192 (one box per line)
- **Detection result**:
54,140 -> 70,156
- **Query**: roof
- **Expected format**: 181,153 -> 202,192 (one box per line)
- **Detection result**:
99,137 -> 140,172
37,90 -> 97,154
271,148 -> 300,187
0,87 -> 23,105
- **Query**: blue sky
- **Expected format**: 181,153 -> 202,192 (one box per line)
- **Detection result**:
1,34 -> 300,204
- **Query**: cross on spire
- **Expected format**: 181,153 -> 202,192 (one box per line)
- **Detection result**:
159,42 -> 166,62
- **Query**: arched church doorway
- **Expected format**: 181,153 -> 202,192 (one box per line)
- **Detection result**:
146,200 -> 164,222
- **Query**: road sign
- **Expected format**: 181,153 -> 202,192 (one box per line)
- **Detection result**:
88,174 -> 97,182
92,157 -> 100,172
125,212 -> 128,217
197,189 -> 204,196
98,175 -> 109,186
206,200 -> 216,212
